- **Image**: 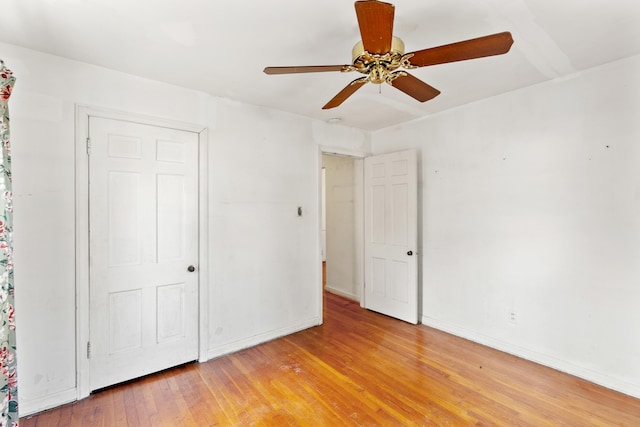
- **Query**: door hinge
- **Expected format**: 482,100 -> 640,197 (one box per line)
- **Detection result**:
86,137 -> 92,155
86,341 -> 91,359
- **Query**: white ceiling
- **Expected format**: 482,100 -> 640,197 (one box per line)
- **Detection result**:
2,0 -> 640,130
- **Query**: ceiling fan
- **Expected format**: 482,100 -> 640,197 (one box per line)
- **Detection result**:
264,0 -> 514,109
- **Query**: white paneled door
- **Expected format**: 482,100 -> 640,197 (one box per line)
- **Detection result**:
88,117 -> 199,390
364,150 -> 418,324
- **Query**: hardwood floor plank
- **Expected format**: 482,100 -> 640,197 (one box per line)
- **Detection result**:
21,291 -> 640,426
297,321 -> 513,425
199,360 -> 249,425
247,345 -> 357,425
164,370 -> 204,426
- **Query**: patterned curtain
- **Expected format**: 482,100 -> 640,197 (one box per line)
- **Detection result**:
0,59 -> 18,426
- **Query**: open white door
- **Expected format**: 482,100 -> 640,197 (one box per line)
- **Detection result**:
88,117 -> 199,390
364,149 -> 418,324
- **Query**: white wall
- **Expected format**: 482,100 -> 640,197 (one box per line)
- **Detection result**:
323,154 -> 358,300
1,42 -> 370,415
205,100 -> 325,357
372,54 -> 640,398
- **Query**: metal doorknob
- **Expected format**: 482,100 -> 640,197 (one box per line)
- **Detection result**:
187,265 -> 196,272
407,251 -> 413,256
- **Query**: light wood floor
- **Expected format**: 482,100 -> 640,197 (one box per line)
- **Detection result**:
22,292 -> 640,426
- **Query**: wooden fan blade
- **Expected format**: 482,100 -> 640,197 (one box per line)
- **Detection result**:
355,0 -> 395,54
264,65 -> 350,75
407,32 -> 514,67
323,78 -> 368,109
390,73 -> 441,102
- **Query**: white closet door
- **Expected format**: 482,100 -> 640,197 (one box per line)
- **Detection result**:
89,117 -> 199,390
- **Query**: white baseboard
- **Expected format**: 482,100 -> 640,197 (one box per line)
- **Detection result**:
421,315 -> 640,400
206,317 -> 321,360
324,285 -> 359,302
19,388 -> 77,417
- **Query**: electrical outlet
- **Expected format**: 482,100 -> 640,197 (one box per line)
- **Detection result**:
508,310 -> 517,324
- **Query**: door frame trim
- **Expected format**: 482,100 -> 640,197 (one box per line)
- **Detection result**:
74,105 -> 209,399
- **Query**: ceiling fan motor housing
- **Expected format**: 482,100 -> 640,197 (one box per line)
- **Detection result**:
350,36 -> 410,84
351,36 -> 405,61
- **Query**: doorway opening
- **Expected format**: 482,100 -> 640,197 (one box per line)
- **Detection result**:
319,149 -> 419,324
321,153 -> 364,303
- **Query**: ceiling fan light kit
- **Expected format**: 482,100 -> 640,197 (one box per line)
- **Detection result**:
264,0 -> 514,109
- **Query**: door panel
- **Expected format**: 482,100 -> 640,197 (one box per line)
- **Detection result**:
364,150 -> 418,324
89,117 -> 199,390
